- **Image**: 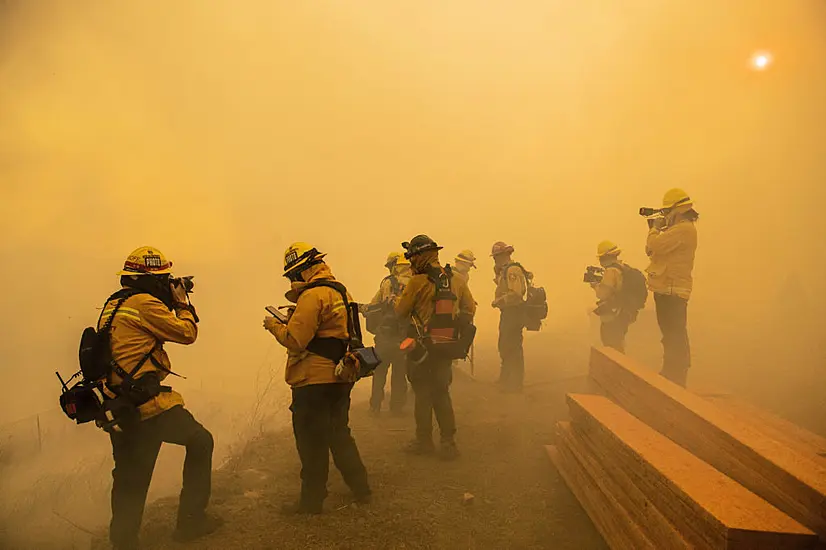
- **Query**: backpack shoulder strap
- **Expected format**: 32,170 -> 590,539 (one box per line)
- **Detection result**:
103,289 -> 185,384
99,288 -> 145,333
385,275 -> 401,295
303,280 -> 360,346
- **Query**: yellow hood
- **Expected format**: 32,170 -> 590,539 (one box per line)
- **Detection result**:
285,263 -> 335,303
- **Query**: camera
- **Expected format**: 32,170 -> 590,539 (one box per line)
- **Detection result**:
639,207 -> 664,217
583,266 -> 604,284
171,276 -> 195,293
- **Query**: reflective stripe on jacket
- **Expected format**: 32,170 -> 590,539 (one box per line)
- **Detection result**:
267,263 -> 350,388
100,291 -> 197,420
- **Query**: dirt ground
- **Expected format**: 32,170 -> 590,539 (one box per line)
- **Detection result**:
94,333 -> 606,550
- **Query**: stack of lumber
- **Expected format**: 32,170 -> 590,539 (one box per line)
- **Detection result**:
546,346 -> 826,549
589,347 -> 826,539
549,394 -> 817,549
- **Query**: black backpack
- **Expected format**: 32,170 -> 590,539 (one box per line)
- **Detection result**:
617,264 -> 648,312
508,263 -> 548,331
78,289 -> 141,382
60,289 -> 144,425
61,289 -> 169,431
364,276 -> 403,336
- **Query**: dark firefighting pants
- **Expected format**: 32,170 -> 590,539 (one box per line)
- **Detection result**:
290,383 -> 370,509
370,338 -> 408,412
654,293 -> 691,387
109,405 -> 213,549
407,356 -> 456,443
498,308 -> 525,390
600,313 -> 632,353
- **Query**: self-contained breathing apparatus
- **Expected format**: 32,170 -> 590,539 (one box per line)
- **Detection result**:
401,266 -> 476,365
58,288 -> 181,432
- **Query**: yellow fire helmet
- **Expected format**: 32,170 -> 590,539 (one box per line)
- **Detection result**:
385,252 -> 402,269
597,240 -> 621,258
662,188 -> 693,210
455,249 -> 477,268
284,242 -> 326,276
395,255 -> 411,266
117,246 -> 174,276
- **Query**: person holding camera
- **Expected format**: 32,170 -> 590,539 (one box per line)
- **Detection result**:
365,252 -> 412,416
263,242 -> 371,515
588,241 -> 639,352
394,235 -> 476,460
103,246 -> 220,550
644,188 -> 699,387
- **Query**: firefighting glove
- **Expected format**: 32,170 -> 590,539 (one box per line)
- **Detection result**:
263,317 -> 281,333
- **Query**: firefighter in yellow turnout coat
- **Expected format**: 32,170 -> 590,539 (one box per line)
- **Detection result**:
646,188 -> 699,387
491,241 -> 528,392
366,252 -> 412,414
102,247 -> 220,550
394,235 -> 476,460
264,243 -> 370,514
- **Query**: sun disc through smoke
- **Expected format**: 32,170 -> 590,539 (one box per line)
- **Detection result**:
750,51 -> 773,71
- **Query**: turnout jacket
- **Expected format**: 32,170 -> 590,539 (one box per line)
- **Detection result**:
493,263 -> 527,309
394,261 -> 476,330
99,291 -> 197,420
267,264 -> 351,388
646,218 -> 698,300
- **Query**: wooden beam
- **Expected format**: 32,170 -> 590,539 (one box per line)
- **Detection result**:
568,393 -> 818,550
546,444 -> 655,550
700,393 -> 826,462
589,346 -> 826,539
556,421 -> 691,549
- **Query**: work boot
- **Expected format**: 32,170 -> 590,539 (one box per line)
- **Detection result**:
439,441 -> 460,461
279,501 -> 323,516
403,439 -> 435,455
352,489 -> 372,505
172,512 -> 224,542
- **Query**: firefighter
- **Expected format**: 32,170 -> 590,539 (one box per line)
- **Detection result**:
491,241 -> 528,392
367,252 -> 412,415
646,188 -> 699,387
451,250 -> 478,372
263,242 -> 371,514
591,241 -> 631,352
452,249 -> 477,283
104,246 -> 220,550
395,235 -> 476,460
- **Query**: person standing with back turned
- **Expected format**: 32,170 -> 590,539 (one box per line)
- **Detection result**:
394,235 -> 476,460
366,252 -> 412,415
645,188 -> 699,387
